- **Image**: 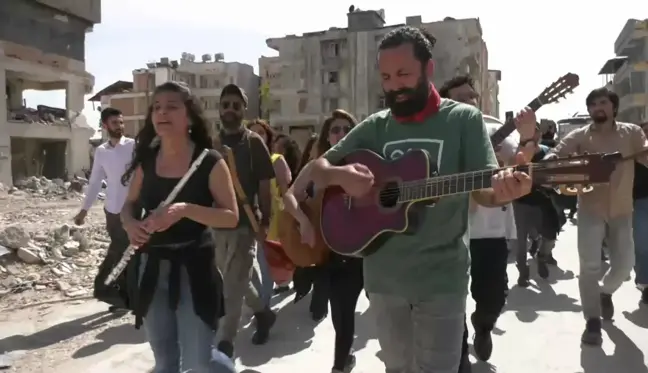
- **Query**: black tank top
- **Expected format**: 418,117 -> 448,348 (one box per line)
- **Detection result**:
133,147 -> 225,330
139,147 -> 221,245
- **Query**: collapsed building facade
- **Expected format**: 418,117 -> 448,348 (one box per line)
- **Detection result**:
0,0 -> 100,186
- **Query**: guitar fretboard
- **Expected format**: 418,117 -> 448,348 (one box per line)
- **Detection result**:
396,165 -> 531,203
489,97 -> 544,146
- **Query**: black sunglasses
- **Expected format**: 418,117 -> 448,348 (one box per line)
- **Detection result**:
220,101 -> 242,111
330,126 -> 351,135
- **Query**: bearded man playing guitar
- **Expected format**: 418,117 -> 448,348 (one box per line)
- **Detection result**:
308,26 -> 532,373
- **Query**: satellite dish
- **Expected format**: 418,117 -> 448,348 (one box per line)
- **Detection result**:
348,5 -> 355,12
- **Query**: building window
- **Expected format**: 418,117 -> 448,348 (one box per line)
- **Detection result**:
327,71 -> 339,83
200,96 -> 219,110
298,98 -> 308,113
329,98 -> 339,111
200,75 -> 209,89
329,43 -> 340,57
187,74 -> 196,88
271,99 -> 282,114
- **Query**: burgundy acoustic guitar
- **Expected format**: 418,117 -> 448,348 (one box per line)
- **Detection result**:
320,150 -> 620,257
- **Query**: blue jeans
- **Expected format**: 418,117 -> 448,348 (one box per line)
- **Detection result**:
139,255 -> 214,373
634,198 -> 648,286
253,242 -> 274,305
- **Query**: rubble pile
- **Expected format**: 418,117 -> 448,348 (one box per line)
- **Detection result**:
7,105 -> 70,127
9,176 -> 89,198
0,223 -> 110,300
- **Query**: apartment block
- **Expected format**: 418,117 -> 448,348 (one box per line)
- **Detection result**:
89,53 -> 260,138
0,0 -> 100,186
259,8 -> 492,146
599,19 -> 648,123
485,69 -> 501,118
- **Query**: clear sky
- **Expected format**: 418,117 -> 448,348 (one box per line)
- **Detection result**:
21,0 -> 647,133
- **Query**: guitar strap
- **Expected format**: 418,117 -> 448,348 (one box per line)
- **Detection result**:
222,145 -> 261,234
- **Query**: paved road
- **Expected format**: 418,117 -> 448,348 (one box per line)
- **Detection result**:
3,222 -> 648,373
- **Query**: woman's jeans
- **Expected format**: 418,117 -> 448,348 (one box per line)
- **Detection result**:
634,197 -> 648,286
253,242 -> 275,305
139,255 -> 214,373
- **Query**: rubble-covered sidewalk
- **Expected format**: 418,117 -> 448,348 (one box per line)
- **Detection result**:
0,176 -> 108,308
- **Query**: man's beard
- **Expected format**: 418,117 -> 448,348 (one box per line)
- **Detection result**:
107,127 -> 123,139
591,111 -> 608,124
384,76 -> 430,118
220,112 -> 243,131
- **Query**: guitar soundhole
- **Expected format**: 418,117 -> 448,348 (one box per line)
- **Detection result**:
379,181 -> 400,208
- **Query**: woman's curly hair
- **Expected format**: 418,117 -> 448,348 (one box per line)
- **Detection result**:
246,118 -> 275,150
121,81 -> 212,185
315,109 -> 357,157
273,133 -> 301,176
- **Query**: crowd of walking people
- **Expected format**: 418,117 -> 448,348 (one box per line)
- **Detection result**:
75,25 -> 648,373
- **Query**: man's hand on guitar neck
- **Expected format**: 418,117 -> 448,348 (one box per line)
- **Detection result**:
514,107 -> 538,163
472,152 -> 532,207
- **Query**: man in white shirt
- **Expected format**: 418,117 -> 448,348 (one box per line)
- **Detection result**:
73,108 -> 135,312
440,75 -> 537,373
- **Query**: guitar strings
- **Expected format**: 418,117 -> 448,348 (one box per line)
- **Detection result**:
369,162 -> 556,199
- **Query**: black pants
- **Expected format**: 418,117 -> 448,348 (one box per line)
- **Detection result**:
93,209 -> 132,309
329,258 -> 363,370
307,258 -> 363,369
309,265 -> 330,315
460,238 -> 509,366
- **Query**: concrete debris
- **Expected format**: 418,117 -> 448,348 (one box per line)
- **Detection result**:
0,225 -> 31,249
0,188 -> 111,307
7,105 -> 70,127
12,175 -> 90,198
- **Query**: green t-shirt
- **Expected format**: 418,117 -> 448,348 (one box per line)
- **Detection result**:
322,99 -> 498,301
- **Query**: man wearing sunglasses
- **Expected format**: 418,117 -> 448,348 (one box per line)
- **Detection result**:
213,84 -> 277,358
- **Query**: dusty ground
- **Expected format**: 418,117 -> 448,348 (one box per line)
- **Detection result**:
1,220 -> 648,373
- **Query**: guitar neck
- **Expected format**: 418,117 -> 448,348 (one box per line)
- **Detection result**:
489,97 -> 544,147
397,164 -> 531,203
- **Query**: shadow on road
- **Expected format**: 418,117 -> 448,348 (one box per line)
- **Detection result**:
0,311 -> 123,353
623,303 -> 648,329
72,323 -> 146,358
504,280 -> 581,323
353,297 -> 376,352
472,359 -> 497,373
580,323 -> 648,373
236,294 -> 315,367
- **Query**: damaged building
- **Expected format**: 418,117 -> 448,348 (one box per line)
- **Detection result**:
0,0 -> 100,186
259,7 -> 499,147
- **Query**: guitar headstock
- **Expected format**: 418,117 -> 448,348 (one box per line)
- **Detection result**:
530,152 -> 621,186
537,73 -> 580,106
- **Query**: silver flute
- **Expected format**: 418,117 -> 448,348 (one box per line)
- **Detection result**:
104,149 -> 210,285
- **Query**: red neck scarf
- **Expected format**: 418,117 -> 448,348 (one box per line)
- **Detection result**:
392,84 -> 441,123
